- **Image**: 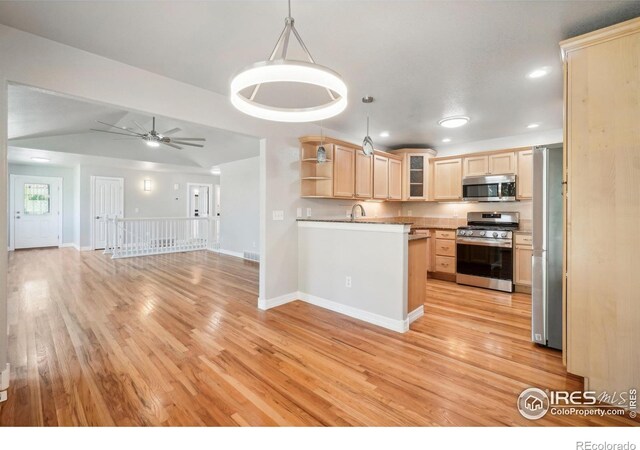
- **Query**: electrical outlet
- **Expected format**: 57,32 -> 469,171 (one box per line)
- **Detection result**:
345,276 -> 352,288
346,210 -> 351,218
135,207 -> 139,214
296,207 -> 302,218
306,208 -> 312,218
407,209 -> 412,216
272,210 -> 284,221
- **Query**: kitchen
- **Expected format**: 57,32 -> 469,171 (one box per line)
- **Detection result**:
296,135 -> 562,350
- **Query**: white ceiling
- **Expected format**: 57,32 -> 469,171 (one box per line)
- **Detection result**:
1,1 -> 639,149
8,84 -> 260,172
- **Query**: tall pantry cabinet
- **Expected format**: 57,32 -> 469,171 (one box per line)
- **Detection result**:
561,17 -> 640,395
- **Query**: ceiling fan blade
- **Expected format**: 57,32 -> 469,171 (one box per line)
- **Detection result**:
91,128 -> 143,138
163,142 -> 183,150
162,127 -> 181,136
170,141 -> 204,148
168,137 -> 205,141
132,120 -> 149,134
96,121 -> 144,136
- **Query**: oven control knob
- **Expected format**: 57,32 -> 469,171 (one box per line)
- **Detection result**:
493,232 -> 498,238
479,231 -> 485,237
467,231 -> 473,236
500,232 -> 508,238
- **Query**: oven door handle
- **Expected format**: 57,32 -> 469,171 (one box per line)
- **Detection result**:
456,238 -> 512,248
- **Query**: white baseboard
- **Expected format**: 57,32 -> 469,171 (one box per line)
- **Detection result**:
258,291 -> 299,310
79,246 -> 93,251
298,292 -> 409,333
215,248 -> 244,259
408,305 -> 424,324
59,243 -> 75,248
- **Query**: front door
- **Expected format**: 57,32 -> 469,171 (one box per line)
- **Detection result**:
12,175 -> 61,249
93,177 -> 123,249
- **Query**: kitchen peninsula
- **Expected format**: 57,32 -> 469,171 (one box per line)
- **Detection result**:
297,217 -> 427,332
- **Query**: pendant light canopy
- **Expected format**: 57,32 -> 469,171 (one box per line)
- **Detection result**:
230,0 -> 348,123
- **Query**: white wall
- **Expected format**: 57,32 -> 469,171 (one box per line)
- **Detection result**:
8,163 -> 77,245
77,165 -> 219,248
218,157 -> 259,257
433,129 -> 563,157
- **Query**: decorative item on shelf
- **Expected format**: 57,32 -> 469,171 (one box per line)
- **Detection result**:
230,0 -> 347,122
316,124 -> 327,163
143,179 -> 152,192
361,96 -> 374,156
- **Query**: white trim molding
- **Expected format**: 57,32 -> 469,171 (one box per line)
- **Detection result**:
408,305 -> 424,324
299,292 -> 408,333
257,291 -> 299,310
297,220 -> 410,234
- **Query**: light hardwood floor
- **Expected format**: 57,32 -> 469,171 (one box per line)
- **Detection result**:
0,248 -> 637,426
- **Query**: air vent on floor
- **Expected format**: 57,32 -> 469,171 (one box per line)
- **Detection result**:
243,251 -> 260,262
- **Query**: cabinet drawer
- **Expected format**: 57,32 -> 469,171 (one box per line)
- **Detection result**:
435,230 -> 456,240
515,234 -> 533,246
435,256 -> 456,274
435,239 -> 455,257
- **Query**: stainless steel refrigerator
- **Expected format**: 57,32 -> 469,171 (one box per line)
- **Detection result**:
531,144 -> 563,350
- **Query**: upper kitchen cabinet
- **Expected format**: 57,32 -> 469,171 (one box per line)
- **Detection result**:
389,148 -> 437,201
355,150 -> 373,199
388,158 -> 402,200
462,152 -> 516,177
333,145 -> 356,198
432,158 -> 462,201
372,153 -> 389,200
561,17 -> 640,395
516,149 -> 533,199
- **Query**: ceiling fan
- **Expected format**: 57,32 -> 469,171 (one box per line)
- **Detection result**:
90,117 -> 205,150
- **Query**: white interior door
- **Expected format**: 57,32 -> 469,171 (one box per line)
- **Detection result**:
93,177 -> 123,249
188,185 -> 210,218
11,175 -> 61,249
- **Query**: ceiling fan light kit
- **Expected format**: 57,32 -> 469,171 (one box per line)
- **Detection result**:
230,0 -> 348,122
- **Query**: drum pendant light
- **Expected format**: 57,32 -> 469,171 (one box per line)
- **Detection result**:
230,0 -> 348,122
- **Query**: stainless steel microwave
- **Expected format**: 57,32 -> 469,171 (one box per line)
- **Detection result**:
462,174 -> 516,202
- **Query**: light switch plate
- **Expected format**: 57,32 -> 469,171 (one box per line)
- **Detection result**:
407,210 -> 413,216
272,210 -> 284,221
306,208 -> 312,218
296,207 -> 302,218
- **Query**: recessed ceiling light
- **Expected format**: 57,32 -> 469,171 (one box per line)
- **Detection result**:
527,123 -> 540,129
379,131 -> 390,138
438,116 -> 470,128
31,157 -> 50,163
211,167 -> 221,175
146,141 -> 160,147
528,68 -> 550,79
442,138 -> 451,143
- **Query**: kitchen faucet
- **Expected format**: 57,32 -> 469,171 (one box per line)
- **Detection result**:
350,203 -> 366,221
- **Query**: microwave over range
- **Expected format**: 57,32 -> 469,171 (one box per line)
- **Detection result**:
462,174 -> 517,202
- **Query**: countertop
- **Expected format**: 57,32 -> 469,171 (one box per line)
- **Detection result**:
296,218 -> 414,225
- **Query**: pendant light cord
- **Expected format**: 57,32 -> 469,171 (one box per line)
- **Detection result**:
288,0 -> 291,19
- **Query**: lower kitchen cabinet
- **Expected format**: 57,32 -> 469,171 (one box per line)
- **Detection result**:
429,229 -> 457,280
408,237 -> 428,313
514,233 -> 533,291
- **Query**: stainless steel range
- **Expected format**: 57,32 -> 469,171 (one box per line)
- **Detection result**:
456,212 -> 519,292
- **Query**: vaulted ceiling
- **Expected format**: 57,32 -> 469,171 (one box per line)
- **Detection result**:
1,1 -> 639,149
8,84 -> 260,172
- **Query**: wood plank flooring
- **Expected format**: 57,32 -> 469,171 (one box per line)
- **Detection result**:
1,248 -> 637,426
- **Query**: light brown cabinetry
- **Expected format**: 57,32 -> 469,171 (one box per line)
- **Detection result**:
516,149 -> 533,200
561,18 -> 640,394
300,142 -> 334,198
432,159 -> 462,201
372,154 -> 389,199
514,233 -> 533,289
430,229 -> 456,279
355,151 -> 373,198
389,149 -> 437,200
408,237 -> 427,313
462,152 -> 516,177
333,145 -> 355,198
388,158 -> 402,200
